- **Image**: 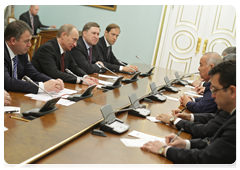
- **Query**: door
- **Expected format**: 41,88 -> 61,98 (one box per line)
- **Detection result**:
152,5 -> 236,73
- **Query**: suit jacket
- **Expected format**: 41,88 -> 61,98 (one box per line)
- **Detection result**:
4,43 -> 51,94
167,110 -> 236,164
97,36 -> 126,72
175,110 -> 230,138
186,82 -> 218,113
19,11 -> 48,35
31,38 -> 87,83
70,36 -> 111,74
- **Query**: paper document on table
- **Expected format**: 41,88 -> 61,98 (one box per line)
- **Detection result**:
120,130 -> 165,147
98,80 -> 114,85
99,74 -> 118,80
4,106 -> 21,114
163,95 -> 179,101
4,127 -> 8,131
24,88 -> 77,106
186,80 -> 194,84
185,85 -> 195,89
146,116 -> 162,123
184,91 -> 203,98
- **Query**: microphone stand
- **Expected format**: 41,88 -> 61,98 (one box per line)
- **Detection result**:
135,56 -> 155,77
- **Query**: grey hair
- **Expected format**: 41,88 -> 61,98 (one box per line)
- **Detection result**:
223,53 -> 236,61
221,47 -> 236,57
57,24 -> 78,38
204,52 -> 222,66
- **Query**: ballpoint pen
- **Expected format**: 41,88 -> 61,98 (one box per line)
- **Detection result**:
179,107 -> 187,113
170,128 -> 184,143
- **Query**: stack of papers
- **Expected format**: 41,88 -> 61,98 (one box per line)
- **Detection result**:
24,88 -> 77,106
99,74 -> 118,80
120,130 -> 166,147
184,91 -> 203,97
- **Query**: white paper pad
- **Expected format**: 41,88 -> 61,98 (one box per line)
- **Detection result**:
4,106 -> 21,114
184,91 -> 203,98
185,85 -> 195,89
186,80 -> 194,84
98,80 -> 114,85
146,116 -> 162,123
120,130 -> 166,147
163,95 -> 179,101
24,88 -> 77,106
99,74 -> 118,80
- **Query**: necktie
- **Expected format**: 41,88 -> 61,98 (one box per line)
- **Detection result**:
89,47 -> 92,64
31,16 -> 34,35
13,55 -> 18,79
107,46 -> 111,62
61,52 -> 65,72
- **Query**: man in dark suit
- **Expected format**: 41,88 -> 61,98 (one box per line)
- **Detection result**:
31,24 -> 99,85
180,52 -> 222,113
19,5 -> 56,35
97,23 -> 138,73
70,22 -> 112,74
4,20 -> 63,94
141,60 -> 236,164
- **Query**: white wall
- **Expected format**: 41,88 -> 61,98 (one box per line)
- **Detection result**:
14,5 -> 163,65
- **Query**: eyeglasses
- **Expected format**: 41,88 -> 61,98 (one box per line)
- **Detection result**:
210,86 -> 230,94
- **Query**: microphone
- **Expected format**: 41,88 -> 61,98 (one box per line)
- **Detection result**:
135,56 -> 155,77
23,75 -> 54,98
65,68 -> 90,86
96,63 -> 124,90
118,60 -> 136,73
97,63 -> 119,77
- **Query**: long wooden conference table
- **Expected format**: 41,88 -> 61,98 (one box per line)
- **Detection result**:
4,63 -> 196,164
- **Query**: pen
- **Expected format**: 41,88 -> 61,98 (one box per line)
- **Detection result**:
10,116 -> 30,122
170,128 -> 184,143
179,107 -> 187,113
4,110 -> 19,113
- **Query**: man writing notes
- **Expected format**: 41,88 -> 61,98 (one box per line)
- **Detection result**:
141,60 -> 236,164
19,5 -> 56,35
97,23 -> 138,73
4,20 -> 64,94
31,24 -> 98,86
70,22 -> 112,74
180,52 -> 221,113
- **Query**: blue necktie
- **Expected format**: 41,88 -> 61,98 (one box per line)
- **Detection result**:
13,55 -> 18,79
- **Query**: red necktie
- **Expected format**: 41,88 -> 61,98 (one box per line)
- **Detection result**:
61,52 -> 65,72
89,47 -> 92,64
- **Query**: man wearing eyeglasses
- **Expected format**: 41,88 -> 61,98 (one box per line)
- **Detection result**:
141,60 -> 236,163
179,52 -> 222,113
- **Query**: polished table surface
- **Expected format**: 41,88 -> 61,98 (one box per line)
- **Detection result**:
4,63 -> 195,164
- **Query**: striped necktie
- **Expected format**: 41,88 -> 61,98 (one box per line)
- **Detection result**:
88,47 -> 92,64
31,16 -> 34,35
13,55 -> 18,79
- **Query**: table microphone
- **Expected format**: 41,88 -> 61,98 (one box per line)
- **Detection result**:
65,68 -> 90,86
118,60 -> 136,73
23,75 -> 54,98
96,63 -> 119,77
135,56 -> 155,77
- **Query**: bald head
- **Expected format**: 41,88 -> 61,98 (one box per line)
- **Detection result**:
29,5 -> 39,16
204,52 -> 222,67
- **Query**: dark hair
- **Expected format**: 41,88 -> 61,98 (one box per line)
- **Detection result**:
106,23 -> 120,32
222,47 -> 236,56
222,53 -> 236,61
4,20 -> 32,41
82,22 -> 100,32
57,24 -> 77,38
208,60 -> 236,87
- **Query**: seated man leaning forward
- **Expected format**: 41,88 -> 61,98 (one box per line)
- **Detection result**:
179,52 -> 222,113
4,20 -> 64,94
97,23 -> 138,73
31,24 -> 99,86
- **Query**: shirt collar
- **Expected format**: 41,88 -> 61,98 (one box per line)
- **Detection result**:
104,36 -> 111,47
82,37 -> 91,50
57,40 -> 65,55
230,108 -> 236,115
5,42 -> 16,59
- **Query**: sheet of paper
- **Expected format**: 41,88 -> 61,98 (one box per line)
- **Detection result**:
146,116 -> 162,123
99,74 -> 118,79
186,80 -> 194,84
184,91 -> 203,98
4,127 -> 8,131
98,80 -> 114,85
185,85 -> 195,89
163,95 -> 179,101
120,130 -> 166,147
4,106 -> 21,114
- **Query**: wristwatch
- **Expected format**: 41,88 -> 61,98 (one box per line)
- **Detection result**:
159,145 -> 168,155
169,116 -> 176,125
